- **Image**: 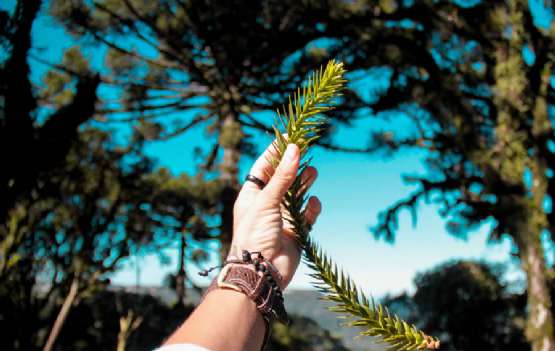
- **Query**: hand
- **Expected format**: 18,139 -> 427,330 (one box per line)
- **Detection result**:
231,142 -> 321,290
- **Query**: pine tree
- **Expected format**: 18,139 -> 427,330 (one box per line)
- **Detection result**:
1,3 -> 219,348
47,0 -> 363,261
384,260 -> 529,351
338,3 -> 555,350
0,0 -> 99,223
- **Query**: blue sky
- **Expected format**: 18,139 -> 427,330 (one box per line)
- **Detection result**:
115,123 -> 520,296
7,0 -> 553,297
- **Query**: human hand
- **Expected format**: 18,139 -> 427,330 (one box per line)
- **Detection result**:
231,142 -> 321,290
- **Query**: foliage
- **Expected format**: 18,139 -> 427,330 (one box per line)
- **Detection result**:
384,260 -> 529,351
271,60 -> 347,246
1,286 -> 349,351
1,3 -> 222,348
305,242 -> 438,351
48,0 -> 359,143
332,2 -> 555,349
269,314 -> 349,351
47,0 -> 376,259
42,289 -> 193,351
0,125 -> 217,349
0,0 -> 100,223
269,60 -> 439,350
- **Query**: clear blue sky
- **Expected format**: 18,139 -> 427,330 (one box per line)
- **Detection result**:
7,0 -> 555,297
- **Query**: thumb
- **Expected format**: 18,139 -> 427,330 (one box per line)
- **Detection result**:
262,144 -> 300,201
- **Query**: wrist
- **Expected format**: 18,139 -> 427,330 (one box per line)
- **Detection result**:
206,250 -> 289,325
226,245 -> 287,289
167,288 -> 265,350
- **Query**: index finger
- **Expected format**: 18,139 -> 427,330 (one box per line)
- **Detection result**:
240,139 -> 281,194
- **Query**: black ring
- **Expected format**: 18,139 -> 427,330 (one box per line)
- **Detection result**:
245,174 -> 266,188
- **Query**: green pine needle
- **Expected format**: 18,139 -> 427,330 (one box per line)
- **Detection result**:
305,239 -> 439,351
270,59 -> 347,245
269,60 -> 440,351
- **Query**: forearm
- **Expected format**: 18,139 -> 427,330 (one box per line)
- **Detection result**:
163,289 -> 265,351
160,143 -> 315,351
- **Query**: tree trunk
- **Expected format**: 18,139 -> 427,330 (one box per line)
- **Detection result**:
515,230 -> 555,351
219,114 -> 241,261
43,275 -> 79,351
175,231 -> 187,306
116,311 -> 142,351
491,3 -> 555,349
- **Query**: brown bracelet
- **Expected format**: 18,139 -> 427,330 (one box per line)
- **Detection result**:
200,250 -> 289,350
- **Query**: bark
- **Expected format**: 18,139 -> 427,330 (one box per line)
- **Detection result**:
0,0 -> 41,222
515,228 -> 555,351
519,151 -> 555,351
175,232 -> 187,306
219,115 -> 241,261
492,4 -> 555,350
116,311 -> 142,351
42,275 -> 79,351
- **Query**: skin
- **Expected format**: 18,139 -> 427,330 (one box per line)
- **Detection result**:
163,142 -> 321,351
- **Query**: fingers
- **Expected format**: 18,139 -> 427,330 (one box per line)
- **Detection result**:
262,144 -> 300,202
239,141 -> 280,195
299,166 -> 317,194
304,196 -> 322,227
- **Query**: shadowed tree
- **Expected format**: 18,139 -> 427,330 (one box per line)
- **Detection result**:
47,0 -> 372,259
0,0 -> 100,222
314,2 -> 555,350
1,2 -> 221,349
0,126 -> 220,350
146,167 -> 220,306
44,289 -> 350,351
0,126 -> 153,350
384,260 -> 529,351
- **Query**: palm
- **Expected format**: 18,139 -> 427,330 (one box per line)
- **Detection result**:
234,197 -> 300,286
231,143 -> 320,289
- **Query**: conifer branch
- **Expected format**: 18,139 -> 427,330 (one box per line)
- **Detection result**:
269,60 -> 440,351
305,239 -> 440,351
269,59 -> 347,245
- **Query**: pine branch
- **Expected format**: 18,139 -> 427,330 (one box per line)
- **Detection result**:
305,239 -> 439,351
270,59 -> 347,245
269,60 -> 440,351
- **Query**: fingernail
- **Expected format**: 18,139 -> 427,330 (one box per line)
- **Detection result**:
283,144 -> 297,162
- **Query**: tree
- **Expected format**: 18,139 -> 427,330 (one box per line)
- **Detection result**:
0,0 -> 100,222
40,288 -> 350,351
1,2 -> 224,348
384,260 -> 529,351
48,0 -> 368,259
147,168 -> 220,305
0,127 -> 144,350
0,124 -> 219,350
335,2 -> 555,350
47,289 -> 192,351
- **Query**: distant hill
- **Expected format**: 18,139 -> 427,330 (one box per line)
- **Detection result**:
111,285 -> 385,351
284,289 -> 385,351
